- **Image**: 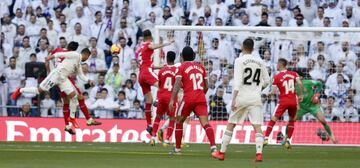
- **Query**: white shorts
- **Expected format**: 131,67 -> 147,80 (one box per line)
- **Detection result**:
39,70 -> 75,95
228,105 -> 263,125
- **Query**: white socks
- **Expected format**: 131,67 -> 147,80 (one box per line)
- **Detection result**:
161,119 -> 170,130
220,130 -> 233,153
20,87 -> 39,94
69,95 -> 78,118
255,133 -> 264,154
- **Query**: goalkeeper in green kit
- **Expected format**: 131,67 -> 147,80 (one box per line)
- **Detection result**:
291,73 -> 337,144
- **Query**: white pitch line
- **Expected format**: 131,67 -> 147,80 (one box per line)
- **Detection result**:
0,148 -> 202,156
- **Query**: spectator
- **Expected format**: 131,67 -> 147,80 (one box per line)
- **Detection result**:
105,63 -> 123,93
123,79 -> 137,106
18,36 -> 35,69
189,0 -> 204,24
343,98 -> 359,122
70,23 -> 89,52
114,91 -> 130,118
4,57 -> 25,116
18,102 -> 32,117
89,88 -> 118,119
312,6 -> 325,27
87,48 -> 107,76
300,0 -> 317,24
209,86 -> 227,120
115,37 -> 135,74
88,37 -> 105,61
326,74 -> 350,107
40,92 -> 56,117
128,99 -> 144,119
324,0 -> 342,27
326,63 -> 350,90
90,74 -> 115,100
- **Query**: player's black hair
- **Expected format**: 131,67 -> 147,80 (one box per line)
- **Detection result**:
278,58 -> 288,67
261,12 -> 268,17
9,56 -> 16,61
133,99 -> 140,104
181,46 -> 195,61
95,11 -> 102,16
81,48 -> 91,55
100,88 -> 108,93
118,90 -> 126,96
30,53 -> 36,58
275,16 -> 283,21
67,41 -> 79,51
143,29 -> 152,39
130,73 -> 137,77
242,38 -> 254,50
166,51 -> 176,64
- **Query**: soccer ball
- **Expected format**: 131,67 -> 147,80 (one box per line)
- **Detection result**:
110,44 -> 121,55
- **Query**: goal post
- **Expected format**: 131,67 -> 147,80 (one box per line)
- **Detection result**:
153,25 -> 360,146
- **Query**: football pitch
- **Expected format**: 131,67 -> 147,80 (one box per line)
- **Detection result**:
0,142 -> 359,168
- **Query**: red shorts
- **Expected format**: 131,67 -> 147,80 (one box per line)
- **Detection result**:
60,78 -> 81,97
156,100 -> 176,117
177,101 -> 208,117
139,68 -> 158,94
273,102 -> 297,119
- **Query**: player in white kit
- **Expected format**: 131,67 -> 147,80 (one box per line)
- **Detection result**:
11,48 -> 92,121
212,38 -> 270,162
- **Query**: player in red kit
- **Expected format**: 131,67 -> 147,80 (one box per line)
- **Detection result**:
47,42 -> 101,135
150,51 -> 177,146
138,29 -> 174,133
264,58 -> 303,148
168,46 -> 217,155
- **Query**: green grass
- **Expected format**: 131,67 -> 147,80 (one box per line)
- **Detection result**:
0,142 -> 359,168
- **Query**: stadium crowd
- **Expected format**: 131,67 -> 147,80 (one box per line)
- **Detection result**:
0,0 -> 359,122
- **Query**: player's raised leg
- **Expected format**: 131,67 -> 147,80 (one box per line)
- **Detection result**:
315,111 -> 337,143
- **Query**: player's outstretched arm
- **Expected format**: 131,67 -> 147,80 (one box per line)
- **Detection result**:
296,78 -> 304,102
53,51 -> 81,60
148,39 -> 175,50
169,77 -> 182,112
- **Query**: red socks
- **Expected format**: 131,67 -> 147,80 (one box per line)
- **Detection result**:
166,120 -> 175,140
79,99 -> 91,120
152,117 -> 161,137
175,123 -> 183,149
265,120 -> 276,137
63,103 -> 70,125
203,124 -> 215,146
145,103 -> 152,126
287,121 -> 295,139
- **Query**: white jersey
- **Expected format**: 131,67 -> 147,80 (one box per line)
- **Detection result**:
233,54 -> 270,106
53,51 -> 88,82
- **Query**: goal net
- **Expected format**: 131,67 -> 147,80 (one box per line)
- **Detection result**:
154,26 -> 360,145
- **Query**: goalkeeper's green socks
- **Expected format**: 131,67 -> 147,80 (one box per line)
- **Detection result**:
322,123 -> 333,136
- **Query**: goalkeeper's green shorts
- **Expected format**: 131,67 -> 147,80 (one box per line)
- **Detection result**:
296,104 -> 321,120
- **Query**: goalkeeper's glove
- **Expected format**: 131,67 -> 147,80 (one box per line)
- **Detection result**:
311,93 -> 321,104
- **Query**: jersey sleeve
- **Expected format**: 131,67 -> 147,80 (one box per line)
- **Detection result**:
175,65 -> 183,79
77,63 -> 89,82
261,62 -> 270,87
202,65 -> 208,80
233,59 -> 242,91
54,51 -> 81,60
272,75 -> 278,86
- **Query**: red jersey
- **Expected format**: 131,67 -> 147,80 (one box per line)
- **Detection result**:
157,65 -> 177,102
272,70 -> 299,104
51,48 -> 68,67
138,42 -> 154,70
176,61 -> 207,103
